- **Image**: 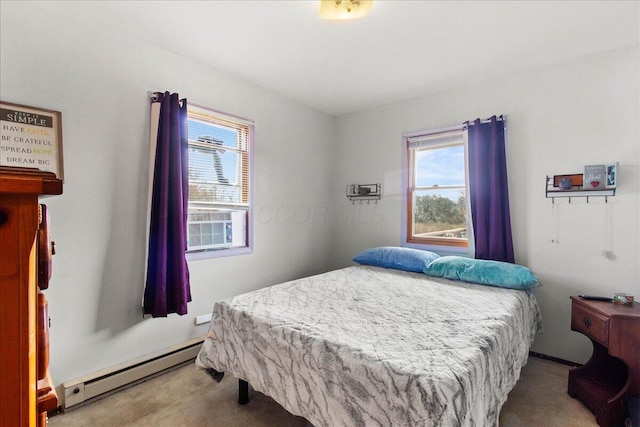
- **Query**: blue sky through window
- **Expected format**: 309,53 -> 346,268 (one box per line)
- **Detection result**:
415,145 -> 464,202
416,145 -> 464,192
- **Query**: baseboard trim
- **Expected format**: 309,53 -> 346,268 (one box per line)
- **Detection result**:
58,337 -> 204,411
529,351 -> 581,367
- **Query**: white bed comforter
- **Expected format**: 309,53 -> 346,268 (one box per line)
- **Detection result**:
196,266 -> 542,427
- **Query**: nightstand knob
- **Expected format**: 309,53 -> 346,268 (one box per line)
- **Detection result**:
583,317 -> 592,328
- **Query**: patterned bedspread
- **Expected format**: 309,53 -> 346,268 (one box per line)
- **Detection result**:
196,265 -> 542,426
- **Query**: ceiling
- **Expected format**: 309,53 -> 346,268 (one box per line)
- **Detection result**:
52,1 -> 639,116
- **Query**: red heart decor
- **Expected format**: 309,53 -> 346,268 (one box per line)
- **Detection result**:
591,181 -> 600,188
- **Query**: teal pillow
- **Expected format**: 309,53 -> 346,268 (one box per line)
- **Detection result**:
423,256 -> 539,290
353,247 -> 440,273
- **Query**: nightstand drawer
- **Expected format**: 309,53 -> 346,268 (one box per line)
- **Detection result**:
571,304 -> 609,345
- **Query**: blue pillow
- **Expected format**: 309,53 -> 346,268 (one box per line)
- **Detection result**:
353,247 -> 440,273
423,256 -> 539,290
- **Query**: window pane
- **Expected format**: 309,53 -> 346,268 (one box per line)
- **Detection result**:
415,145 -> 464,187
186,105 -> 252,256
188,119 -> 238,150
189,147 -> 239,185
405,128 -> 468,248
413,189 -> 467,239
189,146 -> 243,205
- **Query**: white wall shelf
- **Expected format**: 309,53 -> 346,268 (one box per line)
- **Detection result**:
346,183 -> 381,204
545,175 -> 615,203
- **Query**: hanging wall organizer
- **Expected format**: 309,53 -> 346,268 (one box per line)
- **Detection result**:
346,183 -> 381,204
545,175 -> 616,204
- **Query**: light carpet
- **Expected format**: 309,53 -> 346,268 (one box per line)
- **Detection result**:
49,356 -> 597,426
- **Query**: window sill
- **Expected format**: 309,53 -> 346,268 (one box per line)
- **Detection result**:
187,246 -> 253,261
402,242 -> 469,257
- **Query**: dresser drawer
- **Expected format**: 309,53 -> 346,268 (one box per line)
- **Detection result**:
571,304 -> 609,346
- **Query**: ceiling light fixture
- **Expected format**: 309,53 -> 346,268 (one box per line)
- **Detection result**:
319,0 -> 373,21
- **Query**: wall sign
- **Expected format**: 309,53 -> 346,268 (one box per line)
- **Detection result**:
0,101 -> 64,181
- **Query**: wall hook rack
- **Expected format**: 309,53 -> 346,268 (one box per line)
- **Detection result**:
545,175 -> 615,204
347,183 -> 381,204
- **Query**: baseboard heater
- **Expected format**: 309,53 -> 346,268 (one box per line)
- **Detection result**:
60,336 -> 204,410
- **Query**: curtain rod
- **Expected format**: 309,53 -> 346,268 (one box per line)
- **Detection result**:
464,114 -> 506,128
148,91 -> 187,107
404,115 -> 506,139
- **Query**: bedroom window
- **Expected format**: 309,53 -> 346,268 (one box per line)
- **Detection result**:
404,127 -> 469,248
186,104 -> 253,258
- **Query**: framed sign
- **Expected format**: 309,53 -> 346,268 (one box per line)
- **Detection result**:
0,101 -> 64,181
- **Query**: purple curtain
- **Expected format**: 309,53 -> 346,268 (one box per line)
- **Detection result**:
467,115 -> 515,263
144,92 -> 191,317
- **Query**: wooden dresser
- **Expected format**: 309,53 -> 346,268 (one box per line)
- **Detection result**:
568,295 -> 640,427
0,168 -> 62,427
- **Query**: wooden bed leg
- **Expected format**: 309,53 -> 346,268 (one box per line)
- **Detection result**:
238,379 -> 249,405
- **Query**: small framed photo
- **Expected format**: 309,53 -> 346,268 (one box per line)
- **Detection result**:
606,162 -> 618,189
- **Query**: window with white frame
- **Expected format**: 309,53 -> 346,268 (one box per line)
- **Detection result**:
405,127 -> 469,248
186,104 -> 252,256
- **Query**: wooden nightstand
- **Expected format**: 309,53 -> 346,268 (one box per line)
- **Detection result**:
568,296 -> 640,427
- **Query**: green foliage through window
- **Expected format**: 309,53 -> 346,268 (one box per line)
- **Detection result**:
413,193 -> 467,238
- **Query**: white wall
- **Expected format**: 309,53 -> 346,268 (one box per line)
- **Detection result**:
1,2 -> 335,384
330,46 -> 640,363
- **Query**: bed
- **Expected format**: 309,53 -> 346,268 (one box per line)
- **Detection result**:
196,252 -> 542,426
